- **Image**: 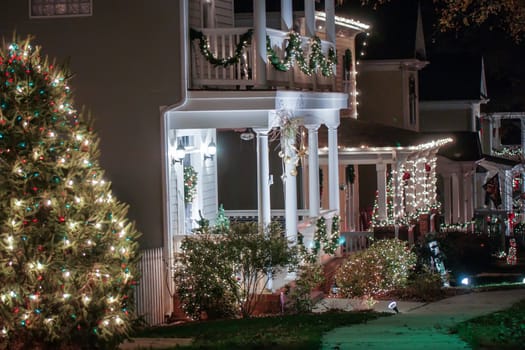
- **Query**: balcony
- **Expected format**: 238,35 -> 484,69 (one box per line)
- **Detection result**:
190,27 -> 337,91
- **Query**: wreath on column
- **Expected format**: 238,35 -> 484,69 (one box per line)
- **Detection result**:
184,165 -> 198,204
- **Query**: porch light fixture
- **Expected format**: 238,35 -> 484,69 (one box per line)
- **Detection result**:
172,141 -> 185,165
203,139 -> 216,161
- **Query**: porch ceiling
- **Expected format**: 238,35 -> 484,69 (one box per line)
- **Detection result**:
166,90 -> 348,130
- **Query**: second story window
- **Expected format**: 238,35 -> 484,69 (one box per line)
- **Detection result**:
408,75 -> 417,126
30,0 -> 92,18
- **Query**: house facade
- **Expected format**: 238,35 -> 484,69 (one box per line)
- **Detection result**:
1,0 -> 372,324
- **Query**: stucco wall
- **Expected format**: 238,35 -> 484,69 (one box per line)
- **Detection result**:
0,0 -> 182,249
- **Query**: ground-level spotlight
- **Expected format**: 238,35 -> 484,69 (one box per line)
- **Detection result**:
388,301 -> 399,314
522,277 -> 525,284
461,277 -> 470,286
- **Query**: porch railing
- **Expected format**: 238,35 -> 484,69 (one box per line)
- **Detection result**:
190,27 -> 336,90
340,231 -> 374,254
224,209 -> 310,224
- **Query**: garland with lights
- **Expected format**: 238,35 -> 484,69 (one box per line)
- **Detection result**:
190,28 -> 337,77
298,215 -> 340,262
266,31 -> 337,77
493,146 -> 523,161
184,165 -> 198,204
189,28 -> 253,68
0,35 -> 140,349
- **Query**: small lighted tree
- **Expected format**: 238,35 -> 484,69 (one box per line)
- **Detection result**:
0,35 -> 140,349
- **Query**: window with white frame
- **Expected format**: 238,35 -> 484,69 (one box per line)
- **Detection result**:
29,0 -> 92,18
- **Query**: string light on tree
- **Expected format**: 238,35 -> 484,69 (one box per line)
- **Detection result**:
0,35 -> 141,349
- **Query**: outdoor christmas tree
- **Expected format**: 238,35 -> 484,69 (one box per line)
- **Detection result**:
0,35 -> 140,349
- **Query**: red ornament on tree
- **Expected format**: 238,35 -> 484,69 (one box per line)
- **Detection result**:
402,171 -> 411,181
425,163 -> 431,172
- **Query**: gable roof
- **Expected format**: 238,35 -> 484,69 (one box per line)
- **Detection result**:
427,131 -> 483,161
420,53 -> 487,101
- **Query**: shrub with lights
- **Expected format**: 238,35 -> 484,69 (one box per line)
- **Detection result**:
174,221 -> 296,319
0,35 -> 141,349
335,239 -> 416,300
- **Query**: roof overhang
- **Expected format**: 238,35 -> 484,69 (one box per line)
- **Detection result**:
359,59 -> 429,71
420,99 -> 489,110
165,90 -> 348,130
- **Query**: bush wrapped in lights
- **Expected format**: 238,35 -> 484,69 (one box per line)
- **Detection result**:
335,239 -> 416,299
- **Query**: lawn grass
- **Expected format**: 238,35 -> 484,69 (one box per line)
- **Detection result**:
133,311 -> 387,349
455,298 -> 525,349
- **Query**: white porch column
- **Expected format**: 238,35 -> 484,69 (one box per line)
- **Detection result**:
493,118 -> 501,150
255,129 -> 272,228
327,123 -> 340,212
307,124 -> 321,217
392,152 -> 407,220
254,0 -> 267,86
304,0 -> 315,37
521,118 -> 525,163
284,131 -> 298,243
451,173 -> 460,223
488,118 -> 494,152
281,0 -> 293,31
325,0 -> 336,44
461,173 -> 469,222
443,174 -> 452,224
503,170 -> 513,236
376,163 -> 387,222
464,173 -> 473,221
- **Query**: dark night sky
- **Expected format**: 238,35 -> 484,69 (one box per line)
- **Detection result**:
236,0 -> 525,112
334,0 -> 525,112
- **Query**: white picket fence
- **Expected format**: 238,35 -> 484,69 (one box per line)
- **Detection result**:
134,247 -> 170,326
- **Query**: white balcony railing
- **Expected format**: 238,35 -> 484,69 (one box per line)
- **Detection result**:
190,27 -> 336,90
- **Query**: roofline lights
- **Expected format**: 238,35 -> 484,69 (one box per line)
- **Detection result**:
315,11 -> 371,31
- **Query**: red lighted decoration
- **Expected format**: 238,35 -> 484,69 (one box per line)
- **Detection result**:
425,163 -> 431,172
507,238 -> 517,265
402,171 -> 411,181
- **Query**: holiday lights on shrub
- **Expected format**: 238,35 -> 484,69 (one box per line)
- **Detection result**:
0,35 -> 140,349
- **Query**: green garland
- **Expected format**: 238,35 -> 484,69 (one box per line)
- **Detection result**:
190,28 -> 253,68
298,215 -> 341,263
184,165 -> 198,204
190,28 -> 337,77
266,32 -> 337,77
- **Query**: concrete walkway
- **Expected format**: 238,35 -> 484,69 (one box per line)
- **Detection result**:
322,288 -> 525,350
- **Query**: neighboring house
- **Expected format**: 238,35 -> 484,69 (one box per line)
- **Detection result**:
320,1 -> 452,239
419,53 -> 488,228
477,112 -> 525,235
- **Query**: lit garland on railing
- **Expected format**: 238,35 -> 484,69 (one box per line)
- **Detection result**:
298,215 -> 341,262
492,146 -> 523,161
440,221 -> 475,233
190,28 -> 253,67
189,28 -> 337,76
266,31 -> 337,77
